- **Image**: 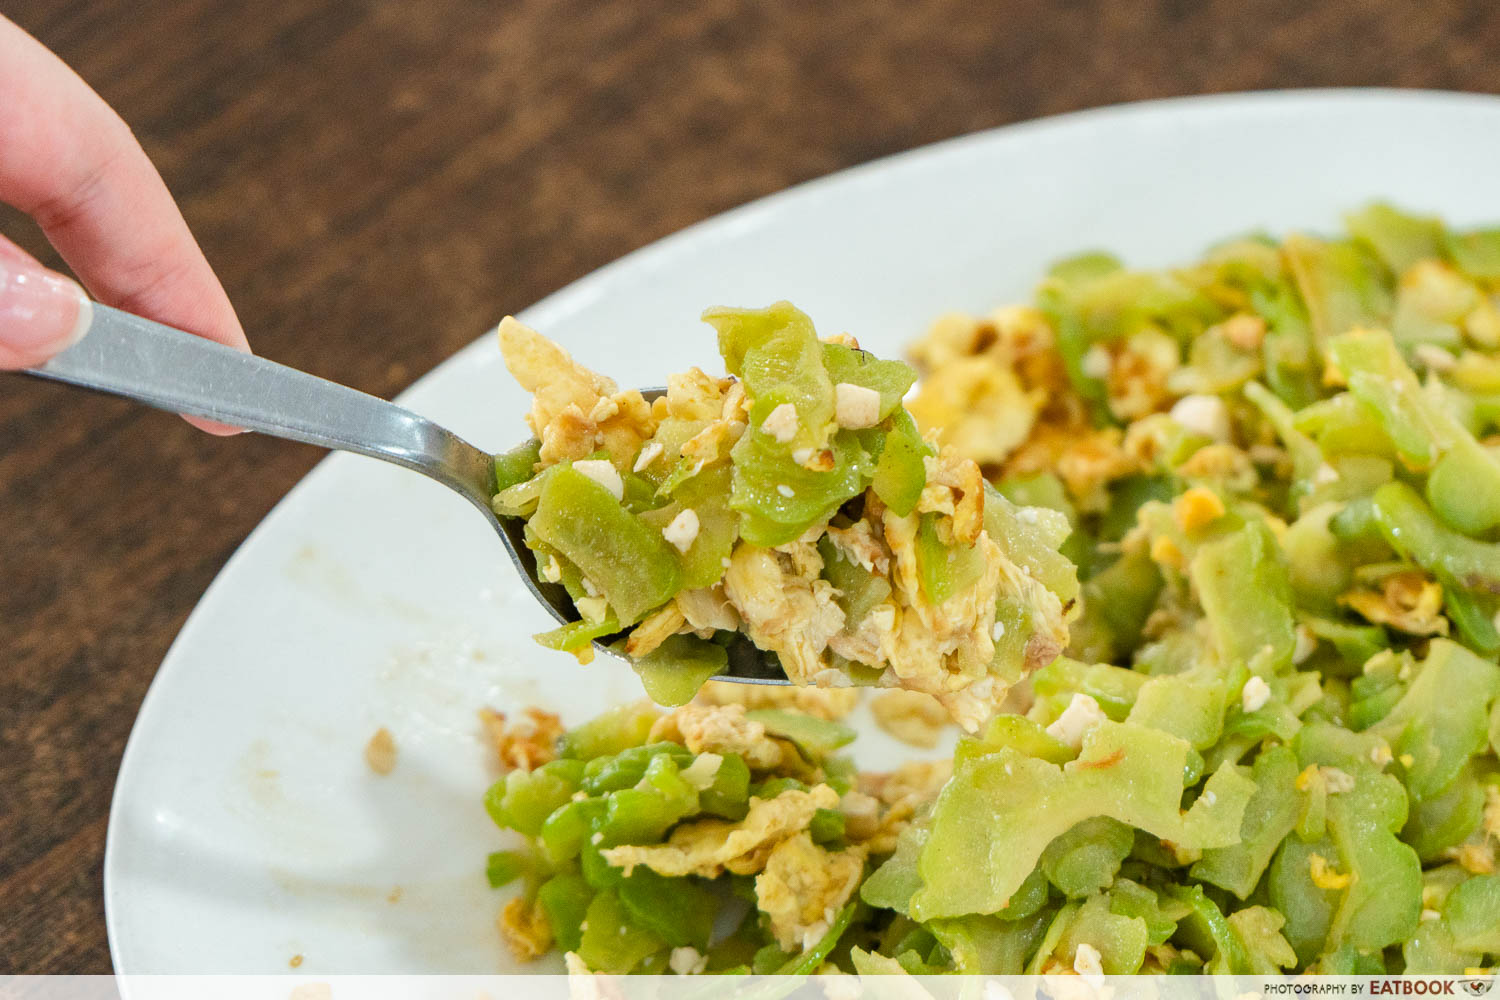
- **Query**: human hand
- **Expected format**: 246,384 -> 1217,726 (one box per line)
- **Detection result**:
0,15 -> 249,433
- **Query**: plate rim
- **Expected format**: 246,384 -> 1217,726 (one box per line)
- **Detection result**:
103,85 -> 1500,973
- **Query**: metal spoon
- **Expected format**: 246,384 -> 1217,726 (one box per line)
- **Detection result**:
21,302 -> 789,684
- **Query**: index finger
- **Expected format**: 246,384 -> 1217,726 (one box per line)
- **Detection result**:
0,16 -> 248,358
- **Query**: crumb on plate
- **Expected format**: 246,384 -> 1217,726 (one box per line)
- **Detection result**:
364,727 -> 397,775
480,706 -> 564,771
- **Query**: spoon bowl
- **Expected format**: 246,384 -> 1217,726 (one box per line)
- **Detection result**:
22,302 -> 791,683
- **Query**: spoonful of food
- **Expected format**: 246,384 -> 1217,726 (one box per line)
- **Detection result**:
22,299 -> 1077,729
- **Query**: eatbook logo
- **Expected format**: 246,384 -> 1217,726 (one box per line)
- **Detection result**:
1372,982 -> 1492,996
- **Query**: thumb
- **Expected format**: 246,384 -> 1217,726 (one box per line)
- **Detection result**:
0,251 -> 91,369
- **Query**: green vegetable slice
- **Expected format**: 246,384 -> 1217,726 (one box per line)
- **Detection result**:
528,465 -> 682,625
576,888 -> 665,973
910,720 -> 1254,920
629,634 -> 728,707
744,708 -> 856,758
1191,744 -> 1302,899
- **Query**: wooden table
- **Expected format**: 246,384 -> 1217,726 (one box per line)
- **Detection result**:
2,0 -> 1497,973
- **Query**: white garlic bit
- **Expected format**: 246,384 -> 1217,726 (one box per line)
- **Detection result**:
572,459 -> 623,500
761,403 -> 800,443
663,508 -> 701,553
833,382 -> 881,429
1045,693 -> 1107,749
1169,393 -> 1231,442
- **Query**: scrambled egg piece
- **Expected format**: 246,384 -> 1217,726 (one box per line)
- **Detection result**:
480,706 -> 563,771
658,366 -> 749,471
694,683 -> 860,721
878,509 -> 1001,701
1006,423 -> 1139,512
1105,329 -> 1180,420
824,518 -> 890,575
665,367 -> 731,422
1221,313 -> 1268,351
829,480 -> 1065,735
906,309 -> 1056,467
888,308 -> 1158,512
827,599 -> 895,672
1308,852 -> 1352,891
907,353 -> 1042,466
624,602 -> 686,657
865,758 -> 953,807
906,304 -> 1151,516
601,784 -> 840,878
675,585 -> 742,636
498,317 -> 656,466
499,896 -> 553,962
722,544 -> 848,686
649,702 -> 791,771
679,419 -> 739,467
1176,443 -> 1259,494
919,452 -> 986,545
1340,570 -> 1449,636
868,690 -> 951,748
1174,486 -> 1226,534
1449,839 -> 1497,875
754,833 -> 867,951
849,759 -> 953,854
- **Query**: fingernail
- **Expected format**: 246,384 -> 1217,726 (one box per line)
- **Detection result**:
0,257 -> 92,366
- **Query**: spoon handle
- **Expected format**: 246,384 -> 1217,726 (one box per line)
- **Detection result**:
22,305 -> 792,684
22,302 -> 497,509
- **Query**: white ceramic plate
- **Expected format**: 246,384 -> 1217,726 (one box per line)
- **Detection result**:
105,89 -> 1500,973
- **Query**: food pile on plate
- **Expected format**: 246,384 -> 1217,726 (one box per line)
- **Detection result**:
483,205 -> 1500,976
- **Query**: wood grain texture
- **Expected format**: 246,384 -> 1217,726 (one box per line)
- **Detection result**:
2,0 -> 1499,973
